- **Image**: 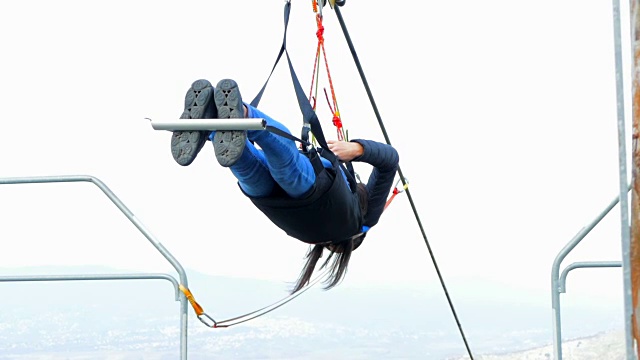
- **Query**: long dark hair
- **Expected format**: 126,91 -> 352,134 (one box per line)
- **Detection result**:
291,182 -> 369,293
291,239 -> 354,294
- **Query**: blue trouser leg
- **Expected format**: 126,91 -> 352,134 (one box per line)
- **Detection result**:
211,105 -> 316,198
245,105 -> 316,198
227,142 -> 275,197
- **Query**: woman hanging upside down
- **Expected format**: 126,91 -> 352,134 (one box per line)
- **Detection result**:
170,78 -> 399,293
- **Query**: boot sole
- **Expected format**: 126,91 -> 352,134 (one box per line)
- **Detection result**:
171,79 -> 214,166
213,79 -> 247,167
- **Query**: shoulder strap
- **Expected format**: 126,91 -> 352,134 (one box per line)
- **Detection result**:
251,1 -> 329,152
252,1 -> 357,193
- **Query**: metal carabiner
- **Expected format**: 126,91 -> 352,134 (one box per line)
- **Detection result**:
197,313 -> 218,328
394,178 -> 409,193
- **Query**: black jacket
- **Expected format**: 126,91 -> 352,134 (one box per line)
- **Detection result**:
245,139 -> 399,244
350,139 -> 400,228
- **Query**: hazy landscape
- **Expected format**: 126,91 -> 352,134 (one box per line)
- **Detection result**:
451,330 -> 625,360
0,266 -> 624,359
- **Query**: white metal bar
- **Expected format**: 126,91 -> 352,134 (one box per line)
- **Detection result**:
148,118 -> 266,131
558,261 -> 622,293
0,273 -> 181,300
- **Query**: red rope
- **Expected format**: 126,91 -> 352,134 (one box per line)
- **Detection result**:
384,188 -> 400,210
309,1 -> 345,140
308,41 -> 321,110
323,88 -> 343,140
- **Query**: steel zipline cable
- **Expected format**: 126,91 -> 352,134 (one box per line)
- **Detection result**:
333,5 -> 475,360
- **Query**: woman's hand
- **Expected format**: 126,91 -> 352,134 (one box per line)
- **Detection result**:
327,140 -> 364,162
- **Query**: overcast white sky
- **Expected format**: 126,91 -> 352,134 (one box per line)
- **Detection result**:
0,0 -> 634,331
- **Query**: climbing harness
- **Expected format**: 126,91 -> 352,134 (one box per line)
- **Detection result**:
250,0 -> 358,194
171,0 -> 408,330
171,0 -> 363,330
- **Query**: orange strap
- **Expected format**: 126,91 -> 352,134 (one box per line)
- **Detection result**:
179,284 -> 218,328
179,284 -> 203,315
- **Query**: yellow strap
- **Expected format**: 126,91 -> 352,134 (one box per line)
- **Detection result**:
329,0 -> 336,8
179,284 -> 204,316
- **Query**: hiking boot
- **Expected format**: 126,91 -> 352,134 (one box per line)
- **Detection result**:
171,79 -> 217,166
212,79 -> 247,167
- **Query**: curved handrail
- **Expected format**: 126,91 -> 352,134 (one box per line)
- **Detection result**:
0,175 -> 191,359
0,175 -> 188,286
550,188 -> 629,360
558,261 -> 622,293
0,273 -> 181,300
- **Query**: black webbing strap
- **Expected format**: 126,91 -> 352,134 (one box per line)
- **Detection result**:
249,2 -> 329,151
249,3 -> 286,109
250,2 -> 316,144
263,125 -> 323,176
251,1 -> 357,192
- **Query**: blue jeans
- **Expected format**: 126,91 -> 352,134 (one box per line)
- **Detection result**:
213,105 -> 317,198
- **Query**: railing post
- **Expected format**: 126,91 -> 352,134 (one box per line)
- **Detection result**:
631,0 -> 640,356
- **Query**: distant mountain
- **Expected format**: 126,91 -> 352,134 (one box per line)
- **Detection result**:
0,265 -> 625,359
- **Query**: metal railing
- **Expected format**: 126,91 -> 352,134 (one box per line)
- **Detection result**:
0,175 -> 191,359
551,189 -> 628,359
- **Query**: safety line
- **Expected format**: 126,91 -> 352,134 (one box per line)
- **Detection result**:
181,267 -> 330,329
333,6 -> 475,360
213,268 -> 330,328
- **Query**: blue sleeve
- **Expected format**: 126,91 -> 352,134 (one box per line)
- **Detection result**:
350,139 -> 399,228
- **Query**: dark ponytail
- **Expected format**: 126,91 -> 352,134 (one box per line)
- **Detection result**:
291,239 -> 355,294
